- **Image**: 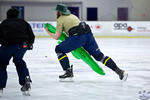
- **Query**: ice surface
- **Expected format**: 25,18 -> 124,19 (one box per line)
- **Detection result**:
1,38 -> 150,100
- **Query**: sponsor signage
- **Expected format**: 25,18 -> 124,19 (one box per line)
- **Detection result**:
28,21 -> 102,36
86,22 -> 102,33
29,21 -> 56,36
112,22 -> 150,33
1,21 -> 150,36
112,22 -> 134,33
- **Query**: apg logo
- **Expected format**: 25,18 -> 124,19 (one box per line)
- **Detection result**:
114,23 -> 133,32
138,90 -> 150,100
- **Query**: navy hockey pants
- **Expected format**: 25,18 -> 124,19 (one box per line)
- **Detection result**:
59,33 -> 101,55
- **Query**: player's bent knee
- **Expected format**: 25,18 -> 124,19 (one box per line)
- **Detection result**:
55,45 -> 65,57
92,53 -> 104,61
55,45 -> 62,53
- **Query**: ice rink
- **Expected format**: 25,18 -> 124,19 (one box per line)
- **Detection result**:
1,38 -> 150,100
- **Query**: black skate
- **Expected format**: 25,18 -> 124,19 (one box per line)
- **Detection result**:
0,88 -> 3,97
21,76 -> 31,96
59,65 -> 73,82
117,69 -> 128,81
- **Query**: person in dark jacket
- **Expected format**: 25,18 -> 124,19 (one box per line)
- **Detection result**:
0,8 -> 35,96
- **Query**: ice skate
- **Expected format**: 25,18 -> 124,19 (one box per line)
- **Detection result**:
116,69 -> 128,81
0,88 -> 3,97
21,76 -> 31,96
119,70 -> 128,81
59,65 -> 74,82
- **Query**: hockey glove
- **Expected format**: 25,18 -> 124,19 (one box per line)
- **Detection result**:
28,44 -> 33,50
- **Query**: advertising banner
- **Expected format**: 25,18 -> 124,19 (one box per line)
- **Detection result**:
1,21 -> 150,36
29,21 -> 103,36
29,21 -> 56,36
112,22 -> 150,34
86,22 -> 102,34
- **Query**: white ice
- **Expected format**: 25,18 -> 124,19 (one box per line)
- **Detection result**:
1,38 -> 150,100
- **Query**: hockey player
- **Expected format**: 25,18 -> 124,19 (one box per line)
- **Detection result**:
45,4 -> 128,81
0,8 -> 35,96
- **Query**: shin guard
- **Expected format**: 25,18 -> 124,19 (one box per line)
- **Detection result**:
102,56 -> 118,71
55,45 -> 70,70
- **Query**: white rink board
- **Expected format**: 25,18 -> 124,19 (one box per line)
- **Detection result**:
1,21 -> 150,36
28,21 -> 150,36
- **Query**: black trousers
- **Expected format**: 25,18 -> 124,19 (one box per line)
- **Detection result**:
0,44 -> 30,88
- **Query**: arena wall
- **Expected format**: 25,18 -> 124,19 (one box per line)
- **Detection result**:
0,0 -> 150,21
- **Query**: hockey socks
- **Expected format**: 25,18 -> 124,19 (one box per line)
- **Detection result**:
55,46 -> 70,70
102,56 -> 118,71
102,56 -> 127,80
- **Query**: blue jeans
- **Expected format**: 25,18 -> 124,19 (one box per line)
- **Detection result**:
0,44 -> 30,88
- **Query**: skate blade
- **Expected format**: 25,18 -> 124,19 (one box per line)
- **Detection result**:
22,90 -> 30,96
59,78 -> 74,82
122,73 -> 128,81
